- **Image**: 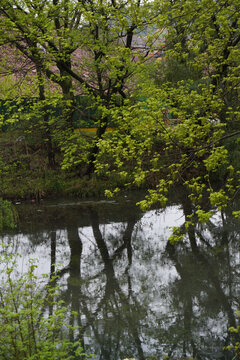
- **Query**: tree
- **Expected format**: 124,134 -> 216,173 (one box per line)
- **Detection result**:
95,0 -> 240,225
0,0 -> 159,173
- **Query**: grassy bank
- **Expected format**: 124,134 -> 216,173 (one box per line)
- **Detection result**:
0,129 -> 123,201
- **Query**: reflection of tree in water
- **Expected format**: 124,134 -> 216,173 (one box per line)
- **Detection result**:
4,198 -> 240,360
160,195 -> 240,360
53,207 -> 145,360
47,200 -> 239,360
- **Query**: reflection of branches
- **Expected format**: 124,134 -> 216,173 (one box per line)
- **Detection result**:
111,219 -> 136,268
166,240 -> 204,359
78,208 -> 146,360
67,227 -> 83,276
165,197 -> 239,357
195,230 -> 213,249
38,231 -> 70,319
50,231 -> 56,278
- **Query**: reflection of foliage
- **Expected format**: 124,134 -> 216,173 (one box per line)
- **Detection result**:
160,199 -> 240,359
0,251 -> 90,360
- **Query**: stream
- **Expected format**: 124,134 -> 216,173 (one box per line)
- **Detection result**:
1,191 -> 240,360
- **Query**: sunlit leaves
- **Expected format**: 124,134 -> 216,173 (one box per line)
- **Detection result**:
94,0 -> 240,236
0,251 -> 88,360
203,147 -> 228,172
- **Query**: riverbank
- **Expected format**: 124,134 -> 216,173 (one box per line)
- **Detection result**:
1,126 -> 236,203
0,129 -> 134,201
1,170 -> 114,201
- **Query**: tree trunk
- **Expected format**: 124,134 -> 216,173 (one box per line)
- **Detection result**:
37,67 -> 56,168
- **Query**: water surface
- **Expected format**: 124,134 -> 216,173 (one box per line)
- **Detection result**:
2,193 -> 240,360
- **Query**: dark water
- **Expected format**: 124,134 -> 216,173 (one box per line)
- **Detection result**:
2,193 -> 240,360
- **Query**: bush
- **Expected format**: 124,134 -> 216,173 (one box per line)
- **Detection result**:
0,250 -> 90,360
0,198 -> 17,231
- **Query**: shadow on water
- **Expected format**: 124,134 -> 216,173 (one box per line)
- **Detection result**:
2,191 -> 240,360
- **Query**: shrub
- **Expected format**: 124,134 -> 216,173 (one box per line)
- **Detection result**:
0,198 -> 17,231
0,250 -> 90,360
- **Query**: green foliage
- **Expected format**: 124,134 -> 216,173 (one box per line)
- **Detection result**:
168,227 -> 184,245
0,198 -> 17,231
149,57 -> 203,88
0,75 -> 17,100
224,311 -> 240,359
96,81 -> 237,212
0,0 -> 239,219
0,250 -> 91,360
60,130 -> 92,171
0,0 -> 158,174
94,0 -> 240,232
